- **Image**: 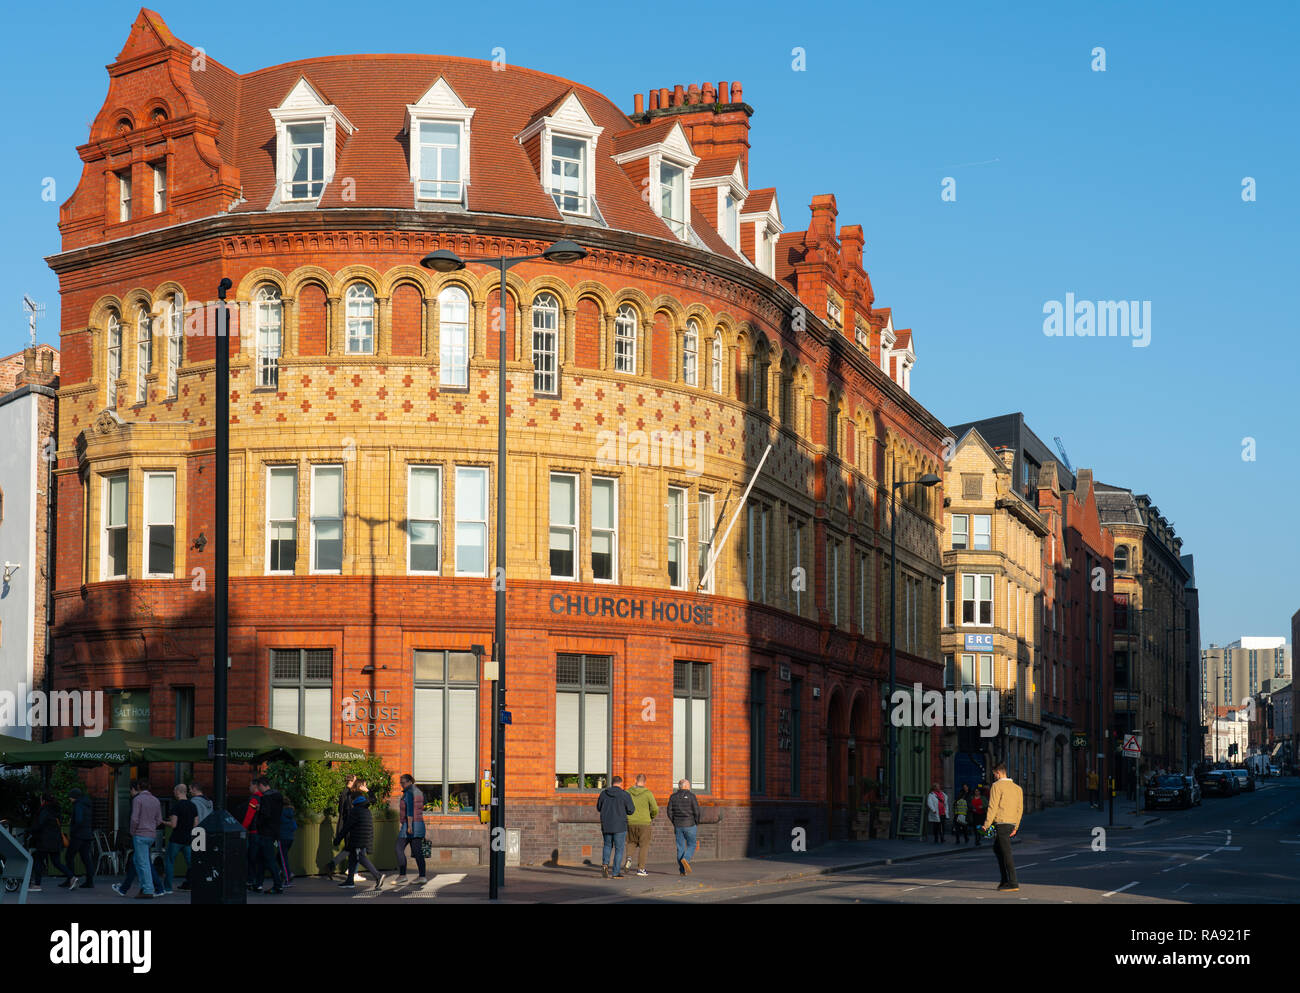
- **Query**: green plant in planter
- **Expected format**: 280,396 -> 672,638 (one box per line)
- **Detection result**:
446,795 -> 462,813
50,762 -> 86,822
339,756 -> 393,807
265,759 -> 340,819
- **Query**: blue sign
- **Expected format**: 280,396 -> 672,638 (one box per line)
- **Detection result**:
964,633 -> 994,650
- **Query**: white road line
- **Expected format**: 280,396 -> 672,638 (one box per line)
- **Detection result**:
1279,840 -> 1300,844
1174,883 -> 1190,893
1051,854 -> 1078,861
1017,863 -> 1038,870
1104,881 -> 1139,897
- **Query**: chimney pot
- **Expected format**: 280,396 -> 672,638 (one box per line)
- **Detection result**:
731,81 -> 743,103
634,93 -> 644,115
672,84 -> 685,106
687,83 -> 700,104
702,81 -> 715,103
659,87 -> 670,108
718,81 -> 729,104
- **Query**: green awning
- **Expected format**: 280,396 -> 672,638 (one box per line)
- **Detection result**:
142,726 -> 365,764
0,728 -> 170,767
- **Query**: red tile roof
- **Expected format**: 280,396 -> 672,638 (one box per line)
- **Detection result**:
610,118 -> 680,155
744,188 -> 776,213
692,156 -> 742,181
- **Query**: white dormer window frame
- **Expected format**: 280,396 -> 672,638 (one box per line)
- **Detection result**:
613,128 -> 700,241
741,195 -> 783,279
405,77 -> 475,207
897,338 -> 917,394
517,94 -> 604,219
270,77 -> 356,207
880,316 -> 896,374
692,162 -> 747,255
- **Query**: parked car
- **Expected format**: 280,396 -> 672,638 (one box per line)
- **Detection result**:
1146,774 -> 1198,809
1228,768 -> 1256,792
1182,775 -> 1202,806
1268,765 -> 1281,777
1201,770 -> 1240,796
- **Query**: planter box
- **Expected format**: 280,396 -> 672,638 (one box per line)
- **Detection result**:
288,818 -> 328,877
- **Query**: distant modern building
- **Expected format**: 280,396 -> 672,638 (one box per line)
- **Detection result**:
0,344 -> 60,740
1202,638 -> 1292,718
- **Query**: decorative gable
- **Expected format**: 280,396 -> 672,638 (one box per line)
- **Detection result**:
267,75 -> 355,208
404,76 -> 475,206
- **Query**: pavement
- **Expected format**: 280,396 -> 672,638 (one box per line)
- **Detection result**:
12,795 -> 1169,905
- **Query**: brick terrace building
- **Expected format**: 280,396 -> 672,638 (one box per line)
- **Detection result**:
45,10 -> 950,859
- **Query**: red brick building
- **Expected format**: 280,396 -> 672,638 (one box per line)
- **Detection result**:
46,9 -> 950,860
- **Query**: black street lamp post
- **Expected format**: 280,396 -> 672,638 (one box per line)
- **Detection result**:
421,239 -> 585,899
887,472 -> 940,840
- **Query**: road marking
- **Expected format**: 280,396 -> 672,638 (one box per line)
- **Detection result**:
1174,883 -> 1190,893
1279,840 -> 1300,845
1104,881 -> 1139,897
1051,854 -> 1078,861
1017,863 -> 1038,870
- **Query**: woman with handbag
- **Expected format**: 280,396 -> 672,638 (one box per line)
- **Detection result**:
29,793 -> 77,892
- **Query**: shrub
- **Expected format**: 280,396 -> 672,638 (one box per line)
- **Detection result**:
50,762 -> 86,822
0,769 -> 42,828
340,755 -> 393,809
265,760 -> 342,820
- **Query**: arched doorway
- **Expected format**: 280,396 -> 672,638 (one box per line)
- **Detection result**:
848,691 -> 871,817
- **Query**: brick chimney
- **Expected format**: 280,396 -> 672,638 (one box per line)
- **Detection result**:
995,446 -> 1017,473
632,79 -> 754,185
807,194 -> 839,249
17,344 -> 59,389
839,224 -> 864,270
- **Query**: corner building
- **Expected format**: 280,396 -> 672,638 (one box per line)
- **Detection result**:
47,10 -> 949,859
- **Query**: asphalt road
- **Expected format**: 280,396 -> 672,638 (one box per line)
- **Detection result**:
624,778 -> 1300,904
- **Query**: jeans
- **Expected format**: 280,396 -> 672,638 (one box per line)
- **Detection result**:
131,836 -> 158,895
280,838 -> 293,881
992,823 -> 1017,887
252,834 -> 283,890
674,826 -> 697,870
396,835 -> 426,877
31,850 -> 73,886
69,838 -> 96,884
164,841 -> 191,891
346,847 -> 380,883
601,831 -> 627,875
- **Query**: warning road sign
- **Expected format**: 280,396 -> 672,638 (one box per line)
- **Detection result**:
1122,732 -> 1142,758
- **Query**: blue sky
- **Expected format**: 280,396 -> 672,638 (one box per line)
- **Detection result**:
2,1 -> 1296,645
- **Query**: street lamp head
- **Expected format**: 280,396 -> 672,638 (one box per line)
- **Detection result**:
542,240 -> 587,264
419,249 -> 467,273
918,473 -> 941,487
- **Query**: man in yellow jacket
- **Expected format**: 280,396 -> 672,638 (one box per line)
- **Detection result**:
985,763 -> 1023,891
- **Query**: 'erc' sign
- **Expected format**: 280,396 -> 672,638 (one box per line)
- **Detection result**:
964,633 -> 994,650
550,593 -> 714,627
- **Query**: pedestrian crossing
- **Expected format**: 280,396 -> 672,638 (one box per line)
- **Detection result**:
348,873 -> 466,898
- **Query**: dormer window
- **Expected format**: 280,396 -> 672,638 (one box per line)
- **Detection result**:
270,76 -> 355,208
517,92 -> 604,220
613,120 -> 699,241
551,136 -> 588,214
723,194 -> 740,250
660,163 -> 686,236
691,159 -> 747,256
741,191 -> 782,277
406,77 -> 474,207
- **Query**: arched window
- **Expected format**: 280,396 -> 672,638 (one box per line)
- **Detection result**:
614,304 -> 637,374
827,392 -> 839,455
1114,545 -> 1129,573
438,285 -> 469,387
682,319 -> 699,387
750,342 -> 769,410
345,283 -> 375,354
532,292 -> 560,394
167,292 -> 184,398
106,311 -> 121,409
136,304 -> 152,403
779,366 -> 793,425
711,332 -> 722,393
255,285 -> 283,388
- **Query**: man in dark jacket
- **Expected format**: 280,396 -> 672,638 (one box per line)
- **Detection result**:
250,776 -> 285,894
667,779 -> 702,875
327,774 -> 358,879
595,776 -> 635,878
337,778 -> 385,891
29,793 -> 76,891
66,787 -> 96,889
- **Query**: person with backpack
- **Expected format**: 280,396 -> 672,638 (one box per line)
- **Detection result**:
336,777 -> 384,891
66,787 -> 96,889
926,783 -> 948,843
250,775 -> 285,894
29,793 -> 76,892
953,785 -> 971,845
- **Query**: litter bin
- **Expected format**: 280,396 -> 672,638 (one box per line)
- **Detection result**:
190,809 -> 248,904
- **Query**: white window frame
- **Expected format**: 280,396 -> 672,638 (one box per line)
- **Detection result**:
549,134 -> 590,215
309,464 -> 344,575
828,538 -> 841,626
265,465 -> 297,576
118,169 -> 132,222
667,486 -> 687,591
682,319 -> 698,387
439,285 -> 470,388
614,305 -> 637,375
135,305 -> 151,404
549,471 -> 579,582
943,574 -> 954,627
256,285 -> 283,388
659,161 -> 687,237
414,119 -> 465,203
407,465 -> 442,575
345,283 -> 375,354
142,471 -> 176,579
406,78 -> 475,207
101,472 -> 128,580
284,122 -> 325,201
711,333 -> 723,393
591,476 -> 618,584
270,80 -> 354,207
697,492 -> 714,594
454,465 -> 489,578
973,514 -> 991,551
961,573 -> 994,627
106,312 -> 122,408
532,293 -> 560,394
166,293 -> 183,398
951,514 -> 969,550
152,162 -> 167,213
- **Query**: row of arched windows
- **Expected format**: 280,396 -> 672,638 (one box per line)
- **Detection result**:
102,294 -> 185,408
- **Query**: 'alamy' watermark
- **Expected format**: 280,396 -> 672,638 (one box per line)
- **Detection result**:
1042,293 -> 1150,348
889,683 -> 1000,738
596,423 -> 705,476
0,687 -> 105,735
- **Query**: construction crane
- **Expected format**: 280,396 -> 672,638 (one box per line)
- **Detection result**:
1053,435 -> 1074,474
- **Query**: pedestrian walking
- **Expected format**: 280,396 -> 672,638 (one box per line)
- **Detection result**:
985,763 -> 1024,892
595,775 -> 635,878
667,779 -> 702,875
926,783 -> 947,843
624,774 -> 658,876
1087,769 -> 1099,809
242,779 -> 263,886
250,776 -> 285,894
66,787 -> 96,889
189,783 -> 213,824
970,785 -> 987,846
327,774 -> 358,879
28,793 -> 76,892
162,783 -> 198,894
953,785 -> 971,845
336,777 -> 384,890
279,801 -> 297,886
394,774 -> 427,883
124,781 -> 163,898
